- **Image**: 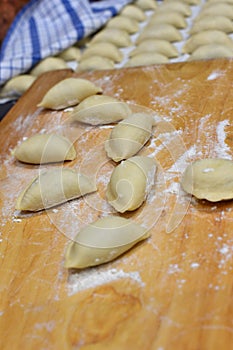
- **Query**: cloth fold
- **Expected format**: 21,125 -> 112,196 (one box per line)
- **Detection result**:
0,0 -> 132,86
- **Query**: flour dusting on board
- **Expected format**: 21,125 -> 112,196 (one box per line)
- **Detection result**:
215,119 -> 232,160
67,267 -> 145,295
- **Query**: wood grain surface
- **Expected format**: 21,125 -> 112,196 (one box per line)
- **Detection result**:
0,59 -> 233,350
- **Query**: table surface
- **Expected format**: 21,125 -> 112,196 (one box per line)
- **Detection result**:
0,59 -> 233,350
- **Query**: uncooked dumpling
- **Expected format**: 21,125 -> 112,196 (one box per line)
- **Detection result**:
0,74 -> 36,97
77,56 -> 115,72
89,28 -> 132,47
164,0 -> 200,4
149,11 -> 188,29
70,95 -> 132,125
58,47 -> 81,61
14,133 -> 76,164
16,168 -> 96,211
120,5 -> 146,22
125,52 -> 169,67
196,4 -> 233,19
188,44 -> 233,60
155,2 -> 192,16
105,113 -> 154,162
37,77 -> 102,110
190,16 -> 233,34
30,57 -> 68,76
182,30 -> 233,54
208,0 -> 233,3
64,216 -> 150,269
181,158 -> 233,201
106,156 -> 156,213
81,42 -> 123,62
130,39 -> 179,58
135,0 -> 157,10
106,15 -> 139,34
136,23 -> 183,43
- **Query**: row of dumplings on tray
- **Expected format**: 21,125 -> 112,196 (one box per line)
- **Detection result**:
183,0 -> 233,60
1,0 -> 233,99
14,76 -> 157,269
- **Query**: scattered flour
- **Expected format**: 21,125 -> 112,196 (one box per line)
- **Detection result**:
67,267 -> 145,295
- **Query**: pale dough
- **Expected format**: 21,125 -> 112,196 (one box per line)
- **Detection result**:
181,158 -> 233,201
64,216 -> 150,269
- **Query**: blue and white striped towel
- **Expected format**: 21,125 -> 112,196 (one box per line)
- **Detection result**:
0,0 -> 132,87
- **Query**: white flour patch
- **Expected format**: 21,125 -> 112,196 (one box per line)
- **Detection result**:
207,71 -> 223,81
67,267 -> 145,295
215,119 -> 231,159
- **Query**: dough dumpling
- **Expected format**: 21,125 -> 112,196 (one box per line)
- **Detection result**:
197,4 -> 233,19
106,156 -> 156,213
89,28 -> 132,47
120,5 -> 146,22
181,158 -> 233,201
155,2 -> 192,17
64,216 -> 150,269
14,133 -> 76,164
81,42 -> 123,63
77,56 -> 115,72
208,0 -> 233,3
182,30 -> 233,54
70,95 -> 132,125
105,113 -> 154,162
37,77 -> 102,110
188,44 -> 233,60
190,16 -> 233,34
58,47 -> 81,61
136,23 -> 183,43
135,0 -> 157,10
125,52 -> 169,67
0,74 -> 36,97
130,39 -> 179,58
149,11 -> 188,29
165,0 -> 200,4
16,168 -> 96,211
30,57 -> 68,76
106,15 -> 139,34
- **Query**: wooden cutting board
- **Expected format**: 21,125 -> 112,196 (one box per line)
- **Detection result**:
0,59 -> 233,350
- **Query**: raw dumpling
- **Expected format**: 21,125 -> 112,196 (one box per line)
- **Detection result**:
155,2 -> 192,17
70,95 -> 132,125
136,23 -> 183,43
135,0 -> 157,10
130,39 -> 179,58
197,4 -> 233,19
125,52 -> 169,67
81,42 -> 123,62
37,77 -> 102,110
208,0 -> 233,3
106,156 -> 156,213
0,74 -> 36,97
120,5 -> 146,22
105,113 -> 154,162
190,16 -> 233,34
188,44 -> 233,60
182,30 -> 233,53
149,11 -> 188,29
64,216 -> 150,269
106,15 -> 139,34
164,0 -> 200,4
16,168 -> 96,211
181,158 -> 233,201
30,57 -> 68,76
89,28 -> 132,47
58,47 -> 81,61
14,133 -> 76,164
77,56 -> 115,72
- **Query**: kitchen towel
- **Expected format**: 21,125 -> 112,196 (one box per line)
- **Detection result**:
0,0 -> 132,86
